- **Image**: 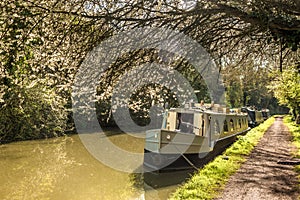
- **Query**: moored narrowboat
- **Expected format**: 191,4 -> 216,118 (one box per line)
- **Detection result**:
241,107 -> 264,127
143,103 -> 250,172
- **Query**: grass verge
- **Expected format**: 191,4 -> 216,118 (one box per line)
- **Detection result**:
169,117 -> 275,200
283,116 -> 300,175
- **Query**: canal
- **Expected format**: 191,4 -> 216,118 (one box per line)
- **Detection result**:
0,131 -> 192,200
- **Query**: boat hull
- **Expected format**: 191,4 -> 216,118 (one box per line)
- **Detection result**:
143,128 -> 250,173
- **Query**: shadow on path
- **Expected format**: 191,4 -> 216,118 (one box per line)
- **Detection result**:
215,117 -> 300,200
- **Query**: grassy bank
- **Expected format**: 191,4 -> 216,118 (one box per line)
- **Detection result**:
169,117 -> 275,200
283,116 -> 300,173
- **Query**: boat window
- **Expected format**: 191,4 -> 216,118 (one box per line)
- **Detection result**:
230,119 -> 234,131
176,113 -> 194,134
223,120 -> 228,132
161,111 -> 168,129
239,119 -> 242,129
202,119 -> 205,136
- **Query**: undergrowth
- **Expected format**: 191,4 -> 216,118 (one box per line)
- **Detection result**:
283,116 -> 300,178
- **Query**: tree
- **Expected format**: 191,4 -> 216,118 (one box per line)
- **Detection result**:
269,65 -> 300,123
0,0 -> 69,142
0,0 -> 113,142
1,0 -> 299,141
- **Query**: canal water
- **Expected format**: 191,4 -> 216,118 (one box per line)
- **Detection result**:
0,132 -> 193,200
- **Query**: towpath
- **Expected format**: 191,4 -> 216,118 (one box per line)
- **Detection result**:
215,117 -> 299,200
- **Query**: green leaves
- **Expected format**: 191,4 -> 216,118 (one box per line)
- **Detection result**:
1,0 -> 299,142
269,66 -> 300,122
0,81 -> 67,143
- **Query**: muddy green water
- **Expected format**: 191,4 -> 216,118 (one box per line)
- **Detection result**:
0,132 -> 189,200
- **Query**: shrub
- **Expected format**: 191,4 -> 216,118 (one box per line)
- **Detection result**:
0,82 -> 67,143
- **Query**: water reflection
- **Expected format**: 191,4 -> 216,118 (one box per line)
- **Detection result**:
0,133 -> 190,200
0,137 -> 75,200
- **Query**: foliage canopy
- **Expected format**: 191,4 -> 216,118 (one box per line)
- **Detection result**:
0,0 -> 299,141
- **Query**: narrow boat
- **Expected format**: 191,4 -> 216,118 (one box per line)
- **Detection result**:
241,107 -> 264,127
262,109 -> 270,120
143,103 -> 250,172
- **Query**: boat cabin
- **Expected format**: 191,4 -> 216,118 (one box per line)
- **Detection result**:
162,104 -> 248,139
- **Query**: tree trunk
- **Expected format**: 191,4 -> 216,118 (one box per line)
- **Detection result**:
296,114 -> 300,124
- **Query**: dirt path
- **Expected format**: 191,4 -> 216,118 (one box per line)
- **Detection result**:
215,117 -> 299,200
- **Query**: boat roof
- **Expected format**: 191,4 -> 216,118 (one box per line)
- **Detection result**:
168,103 -> 247,116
